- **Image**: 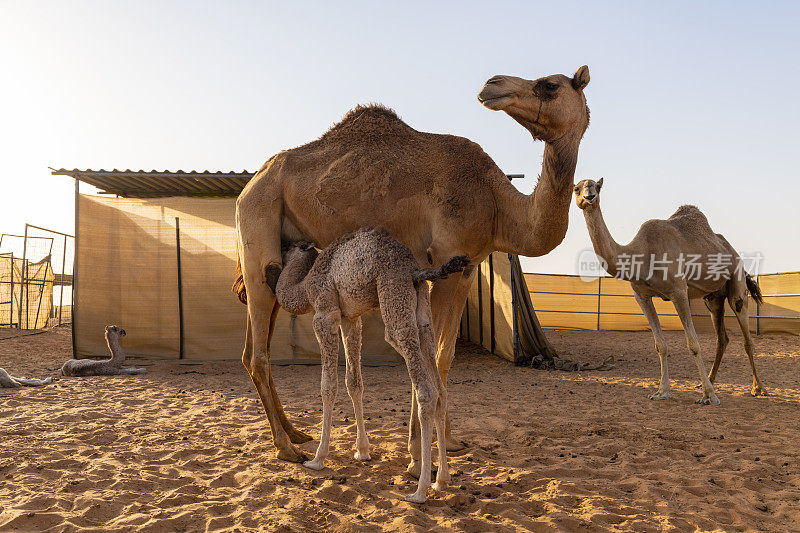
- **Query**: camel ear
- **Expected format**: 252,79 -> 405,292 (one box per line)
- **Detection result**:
572,65 -> 590,91
596,177 -> 604,189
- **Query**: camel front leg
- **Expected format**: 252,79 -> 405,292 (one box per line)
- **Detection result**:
673,292 -> 719,405
341,316 -> 370,461
305,310 -> 342,471
428,266 -> 477,452
634,293 -> 671,400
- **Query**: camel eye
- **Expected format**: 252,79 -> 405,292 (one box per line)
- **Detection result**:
545,82 -> 559,91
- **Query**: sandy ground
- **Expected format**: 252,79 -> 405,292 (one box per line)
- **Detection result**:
1,326 -> 799,532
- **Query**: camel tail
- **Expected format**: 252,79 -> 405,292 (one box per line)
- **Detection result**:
232,250 -> 247,305
746,274 -> 763,305
414,256 -> 470,284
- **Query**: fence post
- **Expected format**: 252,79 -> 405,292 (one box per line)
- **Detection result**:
9,252 -> 13,328
489,253 -> 495,355
755,273 -> 760,336
596,277 -> 602,331
175,217 -> 185,359
19,225 -> 28,329
59,234 -> 67,325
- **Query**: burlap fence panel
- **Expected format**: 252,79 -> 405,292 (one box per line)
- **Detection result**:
458,253 -> 515,362
76,195 -> 399,362
0,255 -> 53,329
519,272 -> 798,335
757,272 -> 800,335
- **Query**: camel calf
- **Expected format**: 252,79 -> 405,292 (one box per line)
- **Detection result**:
61,326 -> 146,377
575,178 -> 766,404
0,368 -> 52,388
276,227 -> 468,503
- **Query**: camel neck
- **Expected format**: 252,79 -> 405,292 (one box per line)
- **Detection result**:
582,204 -> 622,277
275,251 -> 316,315
107,335 -> 125,364
492,133 -> 581,257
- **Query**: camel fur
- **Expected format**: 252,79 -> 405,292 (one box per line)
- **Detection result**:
0,368 -> 52,388
575,178 -> 766,404
233,66 -> 592,463
61,326 -> 146,377
276,227 -> 468,503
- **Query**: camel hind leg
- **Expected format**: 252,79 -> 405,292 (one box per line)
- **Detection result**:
672,291 -> 719,405
727,279 -> 767,396
704,295 -> 729,384
341,316 -> 370,461
238,203 -> 309,462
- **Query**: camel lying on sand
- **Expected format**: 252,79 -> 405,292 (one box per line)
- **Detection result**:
276,227 -> 468,503
575,178 -> 766,405
61,326 -> 146,377
0,368 -> 52,388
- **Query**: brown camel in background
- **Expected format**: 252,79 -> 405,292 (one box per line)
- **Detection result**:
233,66 -> 592,466
574,178 -> 766,405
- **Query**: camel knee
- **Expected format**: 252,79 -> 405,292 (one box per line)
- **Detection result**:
654,338 -> 667,357
345,367 -> 363,395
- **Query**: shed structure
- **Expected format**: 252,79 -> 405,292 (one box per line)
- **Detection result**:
53,169 -> 549,365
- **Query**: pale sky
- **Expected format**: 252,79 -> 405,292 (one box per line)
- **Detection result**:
1,1 -> 798,274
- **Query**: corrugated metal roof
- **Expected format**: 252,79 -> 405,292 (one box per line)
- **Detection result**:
51,168 -> 522,199
51,168 -> 253,198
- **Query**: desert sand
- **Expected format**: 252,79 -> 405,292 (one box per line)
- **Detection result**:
1,326 -> 798,532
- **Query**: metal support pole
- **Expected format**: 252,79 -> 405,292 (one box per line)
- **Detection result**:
489,253 -> 495,355
72,179 -> 78,359
755,273 -> 760,336
59,234 -> 67,325
20,225 -> 28,329
175,217 -> 185,359
596,277 -> 602,331
509,254 -> 520,363
9,252 -> 13,328
477,261 -> 483,347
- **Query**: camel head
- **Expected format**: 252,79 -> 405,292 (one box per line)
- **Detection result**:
281,240 -> 319,265
478,66 -> 590,142
574,178 -> 603,210
105,325 -> 126,338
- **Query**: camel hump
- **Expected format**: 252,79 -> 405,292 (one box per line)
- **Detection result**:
669,204 -> 705,220
323,104 -> 410,138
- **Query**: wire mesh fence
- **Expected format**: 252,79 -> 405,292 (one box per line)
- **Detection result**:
0,224 -> 73,330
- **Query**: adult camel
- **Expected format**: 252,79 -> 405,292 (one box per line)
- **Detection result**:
234,66 -> 592,467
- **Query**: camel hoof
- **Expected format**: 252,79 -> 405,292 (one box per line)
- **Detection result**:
445,437 -> 467,452
648,391 -> 671,401
751,387 -> 768,397
432,480 -> 448,491
303,459 -> 325,471
404,492 -> 428,504
406,461 -> 437,480
354,451 -> 371,461
695,394 -> 720,406
288,428 -> 314,444
276,444 -> 310,463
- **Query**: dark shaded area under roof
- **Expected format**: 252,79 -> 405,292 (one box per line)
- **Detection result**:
52,168 -> 523,198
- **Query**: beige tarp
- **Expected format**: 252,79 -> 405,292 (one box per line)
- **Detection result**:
460,253 -> 528,363
0,254 -> 53,329
75,195 -> 399,363
523,272 -> 799,335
